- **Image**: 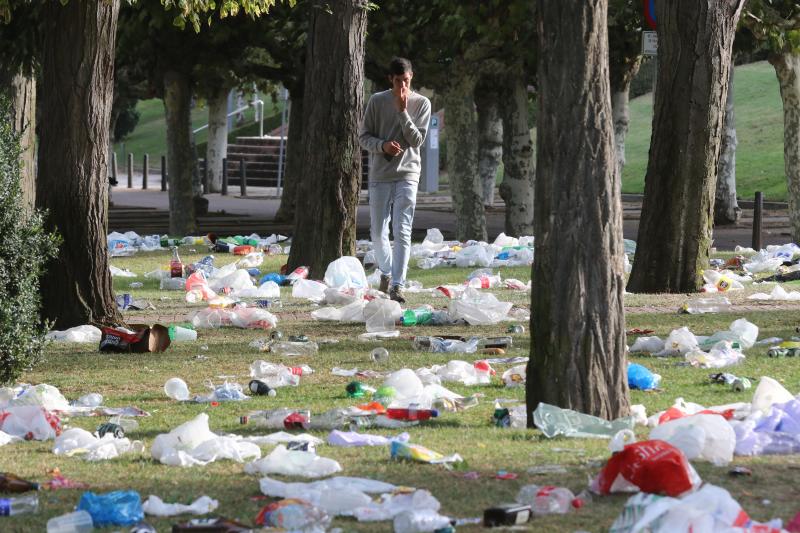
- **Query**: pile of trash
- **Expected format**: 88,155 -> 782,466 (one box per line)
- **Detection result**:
407,229 -> 534,270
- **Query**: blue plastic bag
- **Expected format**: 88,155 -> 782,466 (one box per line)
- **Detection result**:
628,363 -> 661,390
260,272 -> 286,286
78,490 -> 143,527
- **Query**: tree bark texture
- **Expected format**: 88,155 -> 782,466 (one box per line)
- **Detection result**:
288,0 -> 366,277
715,67 -> 741,226
498,72 -> 535,237
37,0 -> 122,328
474,81 -> 502,207
627,0 -> 744,293
163,70 -> 197,235
9,73 -> 36,210
770,52 -> 800,241
527,0 -> 630,423
206,87 -> 228,193
443,75 -> 487,242
274,92 -> 303,223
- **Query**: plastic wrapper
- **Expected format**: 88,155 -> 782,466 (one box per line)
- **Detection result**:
390,441 -> 462,464
53,428 -> 143,461
258,476 -> 397,516
244,445 -> 342,478
353,490 -> 441,522
364,298 -> 402,332
649,414 -> 736,465
502,365 -> 526,387
394,509 -> 452,533
748,284 -> 800,301
292,279 -> 329,302
208,269 -> 254,293
255,498 -> 331,532
327,430 -> 409,447
454,245 -> 493,267
592,440 -> 701,497
685,342 -> 745,369
629,336 -> 665,354
77,490 -> 144,527
236,252 -> 264,268
311,300 -> 366,322
533,402 -> 635,439
656,327 -> 699,356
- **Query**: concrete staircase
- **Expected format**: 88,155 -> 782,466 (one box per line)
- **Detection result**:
200,136 -> 370,189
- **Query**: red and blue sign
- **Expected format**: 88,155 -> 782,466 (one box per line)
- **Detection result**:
643,0 -> 656,30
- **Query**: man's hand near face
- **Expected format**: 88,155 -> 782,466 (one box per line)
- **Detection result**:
393,85 -> 408,113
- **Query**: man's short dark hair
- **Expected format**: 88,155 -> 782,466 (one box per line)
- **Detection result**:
388,57 -> 413,76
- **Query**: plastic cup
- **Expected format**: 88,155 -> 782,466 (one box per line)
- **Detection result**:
46,510 -> 93,533
164,377 -> 190,401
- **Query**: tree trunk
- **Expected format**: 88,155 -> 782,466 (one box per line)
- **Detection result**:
498,71 -> 535,237
443,74 -> 486,242
627,0 -> 744,293
527,0 -> 629,423
274,91 -> 304,223
609,54 -> 641,179
770,51 -> 800,241
287,0 -> 366,277
163,70 -> 197,235
474,81 -> 502,207
9,72 -> 36,210
37,0 -> 122,328
714,67 -> 741,225
206,87 -> 228,193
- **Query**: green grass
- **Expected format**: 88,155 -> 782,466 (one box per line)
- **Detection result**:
2,249 -> 799,531
114,98 -> 282,170
622,61 -> 789,201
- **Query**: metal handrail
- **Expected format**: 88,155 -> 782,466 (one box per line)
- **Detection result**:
192,98 -> 264,136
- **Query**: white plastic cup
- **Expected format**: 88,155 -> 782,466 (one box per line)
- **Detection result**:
172,326 -> 198,341
164,377 -> 190,401
46,510 -> 94,533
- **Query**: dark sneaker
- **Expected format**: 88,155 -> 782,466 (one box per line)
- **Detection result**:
389,285 -> 406,304
379,274 -> 391,293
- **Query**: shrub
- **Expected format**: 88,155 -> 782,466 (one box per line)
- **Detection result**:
0,95 -> 60,385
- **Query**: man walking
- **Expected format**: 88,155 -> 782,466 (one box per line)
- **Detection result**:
359,57 -> 431,303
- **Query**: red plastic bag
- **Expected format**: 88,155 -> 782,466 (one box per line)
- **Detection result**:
658,407 -> 735,425
595,440 -> 700,497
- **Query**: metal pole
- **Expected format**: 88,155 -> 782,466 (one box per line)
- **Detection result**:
142,154 -> 149,190
240,157 -> 247,197
161,155 -> 167,191
277,88 -> 289,196
752,191 -> 763,251
127,153 -> 133,188
203,157 -> 209,194
221,158 -> 228,196
111,151 -> 118,185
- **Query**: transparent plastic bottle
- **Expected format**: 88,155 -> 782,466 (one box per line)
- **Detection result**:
240,408 -> 310,429
516,485 -> 576,515
683,296 -> 732,314
401,306 -> 434,326
0,494 -> 39,516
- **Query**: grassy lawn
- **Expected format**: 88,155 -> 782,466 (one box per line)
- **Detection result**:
622,61 -> 789,202
1,248 -> 799,531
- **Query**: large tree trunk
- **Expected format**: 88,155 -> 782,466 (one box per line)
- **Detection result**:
527,0 -> 629,422
443,73 -> 486,242
715,67 -> 741,225
627,0 -> 744,293
163,70 -> 197,235
9,73 -> 36,210
498,71 -> 535,237
37,0 -> 122,328
770,51 -> 800,241
206,87 -> 228,193
287,0 -> 366,277
474,81 -> 502,207
609,55 -> 641,178
274,90 -> 303,223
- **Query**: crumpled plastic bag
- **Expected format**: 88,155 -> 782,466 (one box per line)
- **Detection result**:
324,256 -> 369,290
46,325 -> 103,343
78,490 -> 143,527
364,299 -> 402,332
390,441 -> 463,464
394,509 -> 453,533
649,414 -> 736,466
311,300 -> 366,322
1,383 -> 71,411
448,287 -> 512,325
751,376 -> 795,414
685,341 -> 745,369
209,269 -> 254,293
353,489 -> 441,522
656,327 -> 699,356
0,405 -> 61,440
54,428 -> 143,461
327,430 -> 410,447
292,279 -> 329,302
192,307 -> 278,330
142,495 -> 218,517
592,439 -> 702,497
236,252 -> 264,269
629,336 -> 665,354
431,360 -> 493,386
701,270 -> 746,292
748,284 -> 800,301
454,245 -> 493,267
244,445 -> 342,478
109,264 -> 137,277
734,396 -> 800,456
235,280 -> 281,299
256,498 -> 331,532
608,483 -> 783,533
502,365 -> 526,387
259,476 -> 396,517
699,318 -> 759,350
151,413 -> 261,467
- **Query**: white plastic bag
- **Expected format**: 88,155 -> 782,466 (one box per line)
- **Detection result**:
45,325 -> 102,343
454,245 -> 492,268
649,414 -> 736,466
143,495 -> 218,517
236,252 -> 264,269
311,300 -> 366,322
657,327 -> 699,356
324,256 -> 369,290
751,376 -> 794,414
229,307 -> 278,330
629,336 -> 665,354
364,299 -> 402,332
244,445 -> 342,478
292,279 -> 329,302
209,269 -> 254,293
449,287 -> 512,325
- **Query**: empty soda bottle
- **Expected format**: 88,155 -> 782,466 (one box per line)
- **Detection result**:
170,247 -> 183,278
401,306 -> 434,326
0,493 -> 39,516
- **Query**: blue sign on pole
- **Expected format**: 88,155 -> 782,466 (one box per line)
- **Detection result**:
644,0 -> 656,30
